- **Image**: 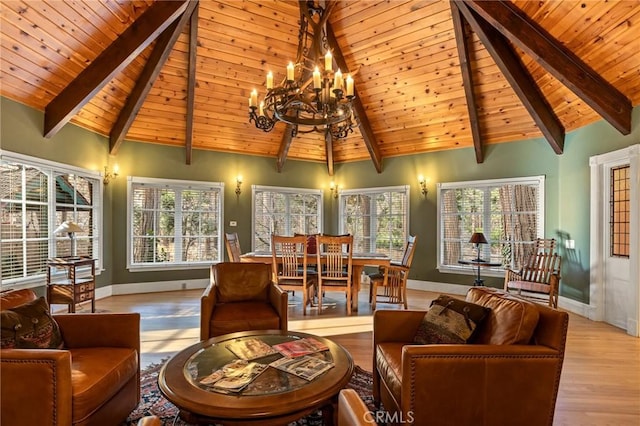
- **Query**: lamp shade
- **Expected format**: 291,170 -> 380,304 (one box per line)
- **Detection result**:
469,232 -> 487,245
53,221 -> 84,235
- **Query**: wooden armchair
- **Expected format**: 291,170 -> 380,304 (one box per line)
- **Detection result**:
224,232 -> 242,262
504,238 -> 561,308
369,235 -> 417,309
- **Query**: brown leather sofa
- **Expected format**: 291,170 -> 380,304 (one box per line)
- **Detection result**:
0,288 -> 140,426
200,262 -> 288,340
373,286 -> 569,426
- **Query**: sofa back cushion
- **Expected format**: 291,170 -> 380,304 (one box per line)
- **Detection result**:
466,287 -> 540,345
212,262 -> 272,303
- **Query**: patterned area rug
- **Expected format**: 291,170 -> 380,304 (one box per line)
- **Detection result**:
124,360 -> 377,425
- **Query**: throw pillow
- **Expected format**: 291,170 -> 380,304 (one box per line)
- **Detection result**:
414,295 -> 490,344
0,297 -> 64,349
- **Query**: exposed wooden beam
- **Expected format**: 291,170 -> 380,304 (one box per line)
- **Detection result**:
455,1 -> 565,154
450,1 -> 484,163
276,125 -> 296,173
325,130 -> 335,177
44,1 -> 189,138
326,24 -> 383,174
464,0 -> 632,135
110,1 -> 198,155
185,3 -> 199,165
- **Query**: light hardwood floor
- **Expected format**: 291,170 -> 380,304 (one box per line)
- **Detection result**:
93,286 -> 640,425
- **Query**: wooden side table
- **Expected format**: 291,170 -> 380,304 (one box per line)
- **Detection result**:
458,259 -> 502,286
46,257 -> 96,312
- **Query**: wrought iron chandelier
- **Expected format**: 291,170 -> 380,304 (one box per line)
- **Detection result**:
248,1 -> 355,139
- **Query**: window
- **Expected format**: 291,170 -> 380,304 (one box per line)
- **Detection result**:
128,177 -> 223,270
252,186 -> 322,252
610,165 -> 630,257
339,186 -> 409,261
1,152 -> 101,287
438,176 -> 545,273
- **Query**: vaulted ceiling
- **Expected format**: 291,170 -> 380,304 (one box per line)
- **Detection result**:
1,1 -> 639,175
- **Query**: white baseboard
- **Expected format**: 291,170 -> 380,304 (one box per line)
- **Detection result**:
406,279 -> 471,295
95,278 -> 208,299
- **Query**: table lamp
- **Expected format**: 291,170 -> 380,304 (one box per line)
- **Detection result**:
469,232 -> 487,262
54,221 -> 84,258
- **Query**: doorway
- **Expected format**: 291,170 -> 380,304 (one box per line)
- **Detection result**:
589,145 -> 639,336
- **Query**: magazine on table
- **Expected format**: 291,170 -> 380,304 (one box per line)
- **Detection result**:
199,359 -> 267,392
272,337 -> 329,358
270,354 -> 334,381
226,338 -> 279,360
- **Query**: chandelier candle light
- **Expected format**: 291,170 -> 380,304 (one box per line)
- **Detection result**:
248,1 -> 355,139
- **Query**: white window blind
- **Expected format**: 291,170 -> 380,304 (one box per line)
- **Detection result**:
128,177 -> 223,270
1,153 -> 101,287
438,176 -> 545,272
339,186 -> 410,261
252,186 -> 322,253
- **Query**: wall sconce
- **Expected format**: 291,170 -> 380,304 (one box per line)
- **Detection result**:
329,181 -> 339,199
418,175 -> 429,196
235,175 -> 243,195
103,164 -> 119,185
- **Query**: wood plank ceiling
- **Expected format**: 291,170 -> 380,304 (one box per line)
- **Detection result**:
1,0 -> 639,174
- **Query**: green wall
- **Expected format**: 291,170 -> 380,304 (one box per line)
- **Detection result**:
2,97 -> 638,303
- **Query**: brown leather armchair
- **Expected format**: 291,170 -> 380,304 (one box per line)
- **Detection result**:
338,389 -> 373,426
373,286 -> 569,426
200,262 -> 288,340
0,288 -> 140,426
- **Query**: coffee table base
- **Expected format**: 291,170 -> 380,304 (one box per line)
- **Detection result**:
177,398 -> 337,426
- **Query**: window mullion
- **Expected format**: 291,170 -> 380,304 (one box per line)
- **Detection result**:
174,189 -> 183,262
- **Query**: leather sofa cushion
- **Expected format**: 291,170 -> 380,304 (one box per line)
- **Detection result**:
0,289 -> 38,310
69,347 -> 138,423
210,302 -> 281,336
376,342 -> 405,405
213,263 -> 271,303
466,287 -> 540,345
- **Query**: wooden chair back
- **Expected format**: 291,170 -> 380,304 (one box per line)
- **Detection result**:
224,232 -> 242,262
399,235 -> 418,267
521,251 -> 562,283
316,234 -> 354,315
271,234 -> 314,314
370,235 -> 417,310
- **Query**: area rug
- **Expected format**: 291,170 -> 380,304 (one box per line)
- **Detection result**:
124,360 -> 378,425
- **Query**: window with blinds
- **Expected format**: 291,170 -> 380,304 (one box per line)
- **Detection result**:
252,186 -> 322,253
438,176 -> 545,272
128,177 -> 223,269
339,186 -> 410,261
1,154 -> 101,287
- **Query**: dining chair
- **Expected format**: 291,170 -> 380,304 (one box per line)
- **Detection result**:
316,234 -> 354,315
369,235 -> 417,309
224,232 -> 242,262
271,234 -> 317,315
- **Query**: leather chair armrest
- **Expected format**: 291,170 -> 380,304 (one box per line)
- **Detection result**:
338,389 -> 371,426
399,344 -> 563,424
0,349 -> 73,425
55,313 -> 140,351
200,283 -> 217,341
268,282 -> 288,332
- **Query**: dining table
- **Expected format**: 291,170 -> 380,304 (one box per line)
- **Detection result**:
240,252 -> 391,312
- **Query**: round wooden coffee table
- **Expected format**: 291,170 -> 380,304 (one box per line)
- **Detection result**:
158,330 -> 354,425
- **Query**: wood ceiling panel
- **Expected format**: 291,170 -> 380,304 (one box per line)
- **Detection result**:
1,0 -> 638,170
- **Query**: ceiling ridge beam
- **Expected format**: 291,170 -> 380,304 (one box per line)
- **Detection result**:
44,0 -> 190,138
450,1 -> 484,163
110,1 -> 199,156
463,0 -> 631,135
454,1 -> 565,155
326,24 -> 383,174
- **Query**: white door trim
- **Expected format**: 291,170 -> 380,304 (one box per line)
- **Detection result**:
589,144 -> 640,336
